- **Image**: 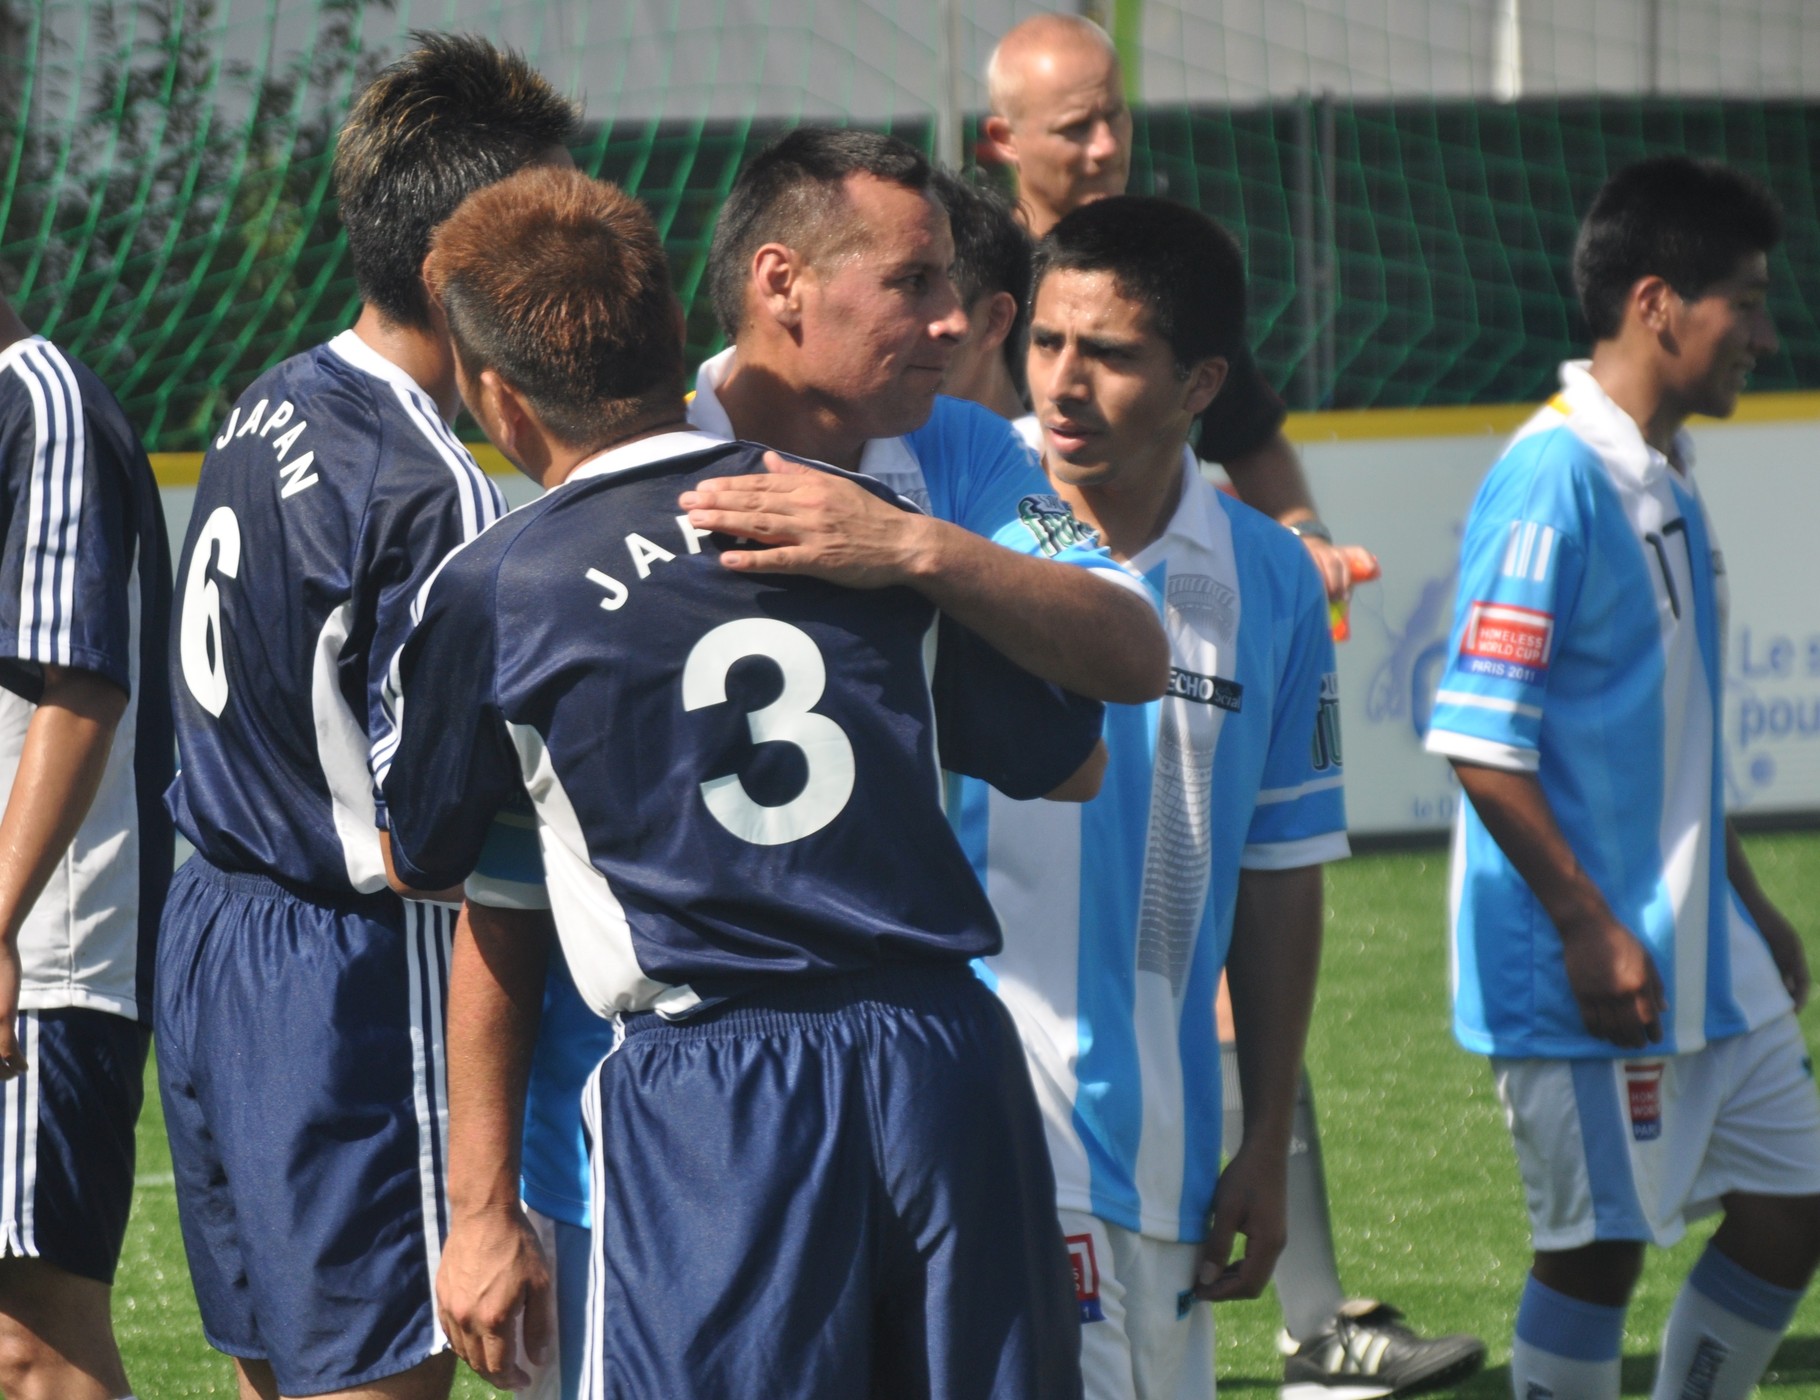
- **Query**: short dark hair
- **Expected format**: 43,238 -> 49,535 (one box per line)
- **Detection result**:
425,167 -> 684,447
1033,195 -> 1246,370
1574,156 -> 1783,340
707,127 -> 935,340
333,33 -> 578,331
933,169 -> 1033,388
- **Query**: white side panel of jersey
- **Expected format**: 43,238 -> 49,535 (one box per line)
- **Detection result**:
8,560 -> 142,1017
312,602 -> 387,894
1626,477 -> 1711,1051
1130,526 -> 1238,1219
506,721 -> 695,1019
984,790 -> 1091,1215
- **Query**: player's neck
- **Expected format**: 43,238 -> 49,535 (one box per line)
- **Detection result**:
0,300 -> 29,355
714,349 -> 867,470
1587,342 -> 1686,459
948,358 -> 1027,424
1047,442 -> 1185,562
351,307 -> 459,421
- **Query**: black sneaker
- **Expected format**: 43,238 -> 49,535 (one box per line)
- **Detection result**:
1278,1299 -> 1487,1398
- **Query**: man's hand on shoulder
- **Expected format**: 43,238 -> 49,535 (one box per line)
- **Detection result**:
1558,910 -> 1667,1048
436,1202 -> 553,1391
680,452 -> 936,588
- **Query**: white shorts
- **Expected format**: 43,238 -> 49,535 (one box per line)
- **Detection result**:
513,1205 -> 589,1400
1060,1209 -> 1216,1400
1493,1013 -> 1820,1251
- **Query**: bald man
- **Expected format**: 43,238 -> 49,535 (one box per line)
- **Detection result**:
982,13 -> 1374,605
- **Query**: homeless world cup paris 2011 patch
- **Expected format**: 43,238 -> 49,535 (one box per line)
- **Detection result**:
1459,601 -> 1553,686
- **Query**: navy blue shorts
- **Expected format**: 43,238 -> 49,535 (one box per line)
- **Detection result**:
155,856 -> 456,1395
580,963 -> 1082,1400
0,1007 -> 146,1284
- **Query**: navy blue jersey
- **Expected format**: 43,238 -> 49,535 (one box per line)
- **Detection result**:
0,336 -> 172,1021
168,331 -> 503,898
382,430 -> 1102,1017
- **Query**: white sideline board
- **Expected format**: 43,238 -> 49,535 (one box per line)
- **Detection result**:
150,392 -> 1820,838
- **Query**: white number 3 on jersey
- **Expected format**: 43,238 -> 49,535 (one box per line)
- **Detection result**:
179,506 -> 241,716
681,618 -> 856,846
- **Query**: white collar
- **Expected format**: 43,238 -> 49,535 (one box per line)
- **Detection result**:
1554,360 -> 1695,486
566,429 -> 730,484
692,345 -> 917,480
325,328 -> 440,408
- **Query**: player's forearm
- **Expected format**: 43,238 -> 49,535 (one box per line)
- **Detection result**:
446,900 -> 551,1218
1724,821 -> 1779,930
1451,761 -> 1616,941
1219,431 -> 1316,525
1224,865 -> 1323,1156
908,520 -> 1167,703
0,664 -> 125,948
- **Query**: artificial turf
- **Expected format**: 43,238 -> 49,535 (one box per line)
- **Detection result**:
115,835 -> 1820,1397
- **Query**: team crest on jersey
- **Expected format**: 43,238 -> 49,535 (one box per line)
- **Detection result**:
1461,601 -> 1553,685
1167,572 -> 1238,640
1066,1234 -> 1105,1323
1625,1062 -> 1665,1141
1168,668 -> 1242,711
1017,495 -> 1099,557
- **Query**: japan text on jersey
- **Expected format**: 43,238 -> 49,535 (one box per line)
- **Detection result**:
167,330 -> 502,898
959,453 -> 1348,1244
1426,362 -> 1792,1059
382,431 -> 1103,1022
0,336 -> 173,1021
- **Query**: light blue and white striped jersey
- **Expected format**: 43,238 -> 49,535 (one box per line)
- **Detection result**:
956,447 -> 1349,1244
1425,362 -> 1790,1059
515,358 -> 1137,1229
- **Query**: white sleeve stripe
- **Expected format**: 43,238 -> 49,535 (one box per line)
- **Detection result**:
1253,774 -> 1345,806
11,344 -> 87,667
1239,831 -> 1351,871
1433,688 -> 1543,718
1423,728 -> 1539,772
393,386 -> 498,541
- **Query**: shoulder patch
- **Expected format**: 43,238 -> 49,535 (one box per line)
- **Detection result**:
1017,494 -> 1099,557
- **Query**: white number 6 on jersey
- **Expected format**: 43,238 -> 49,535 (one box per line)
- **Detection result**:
179,506 -> 242,717
681,618 -> 856,846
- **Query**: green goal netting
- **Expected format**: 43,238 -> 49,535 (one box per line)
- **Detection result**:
5,0 -> 1819,450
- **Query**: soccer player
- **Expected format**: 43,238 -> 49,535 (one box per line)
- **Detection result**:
155,36 -> 576,1400
936,167 -> 1483,1398
490,127 -> 1166,1400
980,11 -> 1376,605
1424,156 -> 1820,1400
0,295 -> 171,1400
954,192 -> 1347,1399
388,162 -> 1100,1398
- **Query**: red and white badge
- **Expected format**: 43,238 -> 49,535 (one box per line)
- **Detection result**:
1462,601 -> 1554,671
1625,1061 -> 1665,1142
1066,1233 -> 1105,1323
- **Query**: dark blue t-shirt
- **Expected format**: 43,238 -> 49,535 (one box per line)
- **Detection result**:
381,430 -> 1103,1017
167,330 -> 503,898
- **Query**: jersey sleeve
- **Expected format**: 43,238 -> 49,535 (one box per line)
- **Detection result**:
361,426 -> 505,824
906,396 -> 1047,538
1195,347 -> 1287,465
378,553 -> 524,892
1243,548 -> 1350,869
1423,432 -> 1588,773
931,614 -> 1104,799
0,344 -> 139,694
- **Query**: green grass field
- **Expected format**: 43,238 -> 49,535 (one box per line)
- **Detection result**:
113,835 -> 1820,1397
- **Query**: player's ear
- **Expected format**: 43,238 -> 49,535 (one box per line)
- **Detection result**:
980,113 -> 1018,169
981,291 -> 1019,354
1183,355 -> 1228,417
752,244 -> 804,331
1632,275 -> 1678,336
